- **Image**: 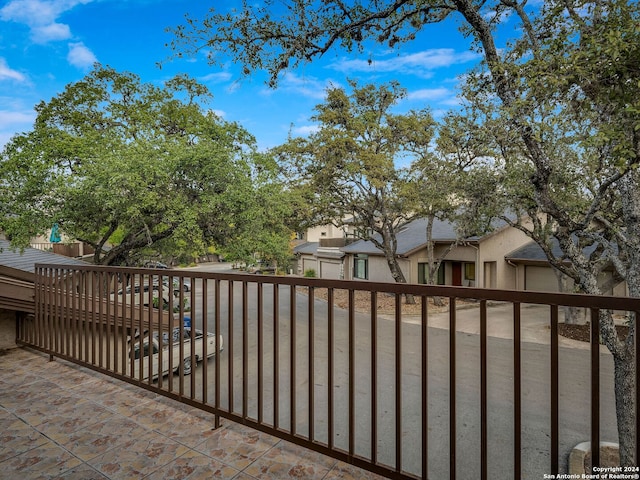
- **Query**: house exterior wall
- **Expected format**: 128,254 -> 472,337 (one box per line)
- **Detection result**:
0,308 -> 16,350
518,264 -> 629,296
408,244 -> 477,285
298,254 -> 317,276
475,226 -> 532,289
343,254 -> 411,284
349,225 -> 532,288
305,224 -> 349,242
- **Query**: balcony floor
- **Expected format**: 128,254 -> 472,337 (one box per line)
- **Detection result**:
0,347 -> 384,480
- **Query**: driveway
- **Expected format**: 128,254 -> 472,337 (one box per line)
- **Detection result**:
165,269 -> 615,479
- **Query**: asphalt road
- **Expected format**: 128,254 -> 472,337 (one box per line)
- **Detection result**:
171,264 -> 618,479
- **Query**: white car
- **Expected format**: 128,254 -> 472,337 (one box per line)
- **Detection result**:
128,327 -> 223,380
111,284 -> 170,307
153,277 -> 191,293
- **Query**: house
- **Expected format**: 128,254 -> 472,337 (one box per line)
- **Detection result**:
505,239 -> 628,295
294,220 -> 358,279
294,217 -> 533,289
29,230 -> 96,259
0,239 -> 88,350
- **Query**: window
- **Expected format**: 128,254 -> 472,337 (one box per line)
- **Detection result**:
465,263 -> 476,281
418,263 -> 445,285
354,254 -> 368,280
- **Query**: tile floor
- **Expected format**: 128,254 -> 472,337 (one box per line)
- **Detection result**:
0,347 -> 385,480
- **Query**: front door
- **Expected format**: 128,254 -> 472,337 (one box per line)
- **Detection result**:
452,262 -> 462,286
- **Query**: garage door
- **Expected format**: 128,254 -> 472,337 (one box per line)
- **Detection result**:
525,266 -> 559,292
319,260 -> 342,279
302,258 -> 316,275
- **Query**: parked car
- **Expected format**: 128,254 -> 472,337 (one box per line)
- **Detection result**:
151,277 -> 191,294
144,261 -> 168,269
246,261 -> 276,274
111,284 -> 170,307
112,282 -> 193,309
128,327 -> 223,379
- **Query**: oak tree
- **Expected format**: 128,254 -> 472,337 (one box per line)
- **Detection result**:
169,0 -> 640,466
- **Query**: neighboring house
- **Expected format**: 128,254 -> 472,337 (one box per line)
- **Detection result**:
0,239 -> 88,350
294,217 -> 533,289
29,231 -> 96,259
303,222 -> 355,242
505,240 -> 627,296
340,217 -> 532,289
294,220 -> 358,279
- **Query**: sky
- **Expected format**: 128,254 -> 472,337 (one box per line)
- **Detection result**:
0,0 -> 495,152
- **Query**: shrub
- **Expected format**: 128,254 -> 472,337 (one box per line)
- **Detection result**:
304,269 -> 316,278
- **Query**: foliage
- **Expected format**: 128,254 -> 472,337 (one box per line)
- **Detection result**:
169,0 -> 640,464
0,65 -> 293,266
401,111 -> 494,286
303,268 -> 316,278
275,81 -> 433,285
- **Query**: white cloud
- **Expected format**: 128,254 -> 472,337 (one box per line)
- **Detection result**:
0,109 -> 35,129
291,124 -> 318,136
32,22 -> 71,43
0,0 -> 92,43
276,72 -> 335,100
407,88 -> 451,101
406,87 -> 461,108
0,107 -> 36,150
329,49 -> 478,77
199,72 -> 232,84
0,58 -> 26,82
67,42 -> 97,69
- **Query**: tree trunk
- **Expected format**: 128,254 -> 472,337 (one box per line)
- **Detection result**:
613,344 -> 636,466
425,215 -> 445,306
553,269 -> 585,324
377,223 -> 416,304
383,252 -> 415,304
456,0 -> 637,461
615,171 -> 640,466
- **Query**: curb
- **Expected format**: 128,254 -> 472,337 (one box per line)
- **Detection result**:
569,441 -> 620,474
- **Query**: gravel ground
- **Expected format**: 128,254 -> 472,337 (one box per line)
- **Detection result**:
558,322 -> 630,343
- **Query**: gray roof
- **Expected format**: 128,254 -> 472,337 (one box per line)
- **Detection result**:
0,239 -> 87,273
505,241 -> 551,262
505,238 -> 604,264
293,241 -> 318,255
341,217 -> 482,256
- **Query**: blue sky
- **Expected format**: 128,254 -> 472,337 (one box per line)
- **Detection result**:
0,0 -> 488,152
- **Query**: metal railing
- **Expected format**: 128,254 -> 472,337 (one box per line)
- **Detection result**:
18,264 -> 640,479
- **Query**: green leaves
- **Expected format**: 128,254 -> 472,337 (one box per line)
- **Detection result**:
0,65 -> 291,265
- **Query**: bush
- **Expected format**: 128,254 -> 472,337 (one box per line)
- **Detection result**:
303,269 -> 316,278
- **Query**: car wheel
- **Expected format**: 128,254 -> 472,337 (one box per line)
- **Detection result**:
182,357 -> 192,375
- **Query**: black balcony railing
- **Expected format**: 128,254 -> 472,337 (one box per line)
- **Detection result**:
18,264 -> 640,479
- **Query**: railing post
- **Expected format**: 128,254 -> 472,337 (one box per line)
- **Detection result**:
450,296 -> 457,480
513,302 -> 522,479
590,308 -> 601,473
636,310 -> 640,467
480,299 -> 487,480
395,293 -> 402,473
421,295 -> 429,480
550,305 -> 559,475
